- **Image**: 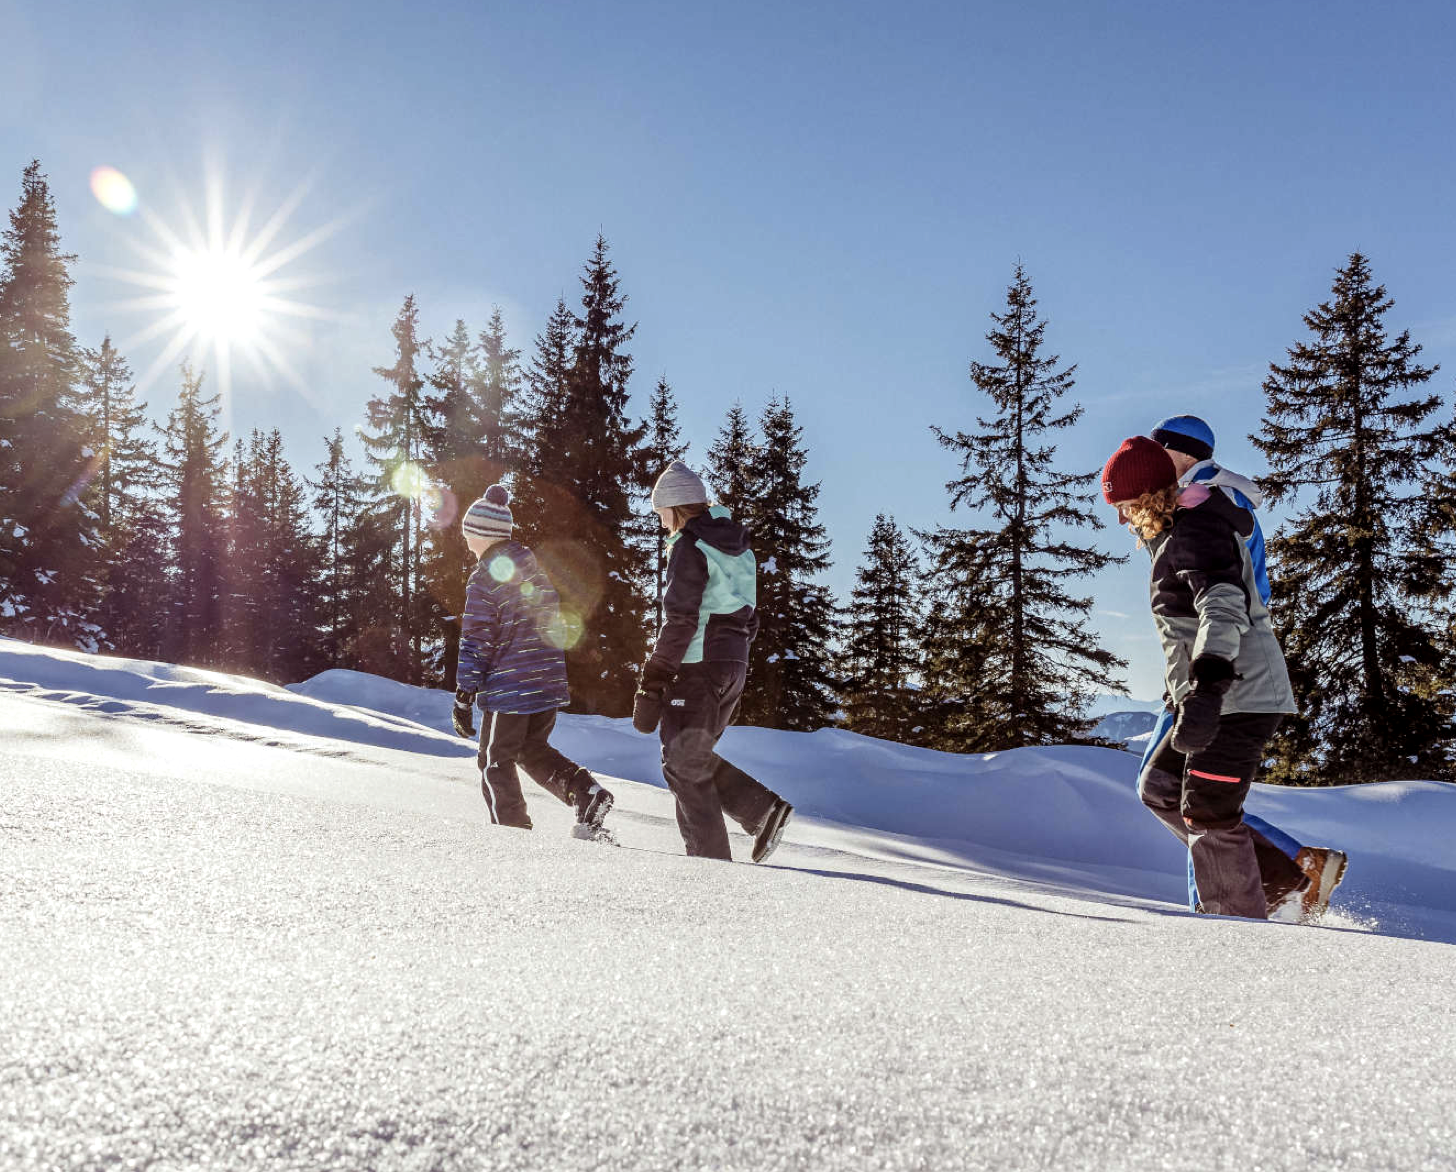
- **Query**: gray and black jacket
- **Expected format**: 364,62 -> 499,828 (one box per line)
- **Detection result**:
1146,485 -> 1295,715
647,507 -> 758,675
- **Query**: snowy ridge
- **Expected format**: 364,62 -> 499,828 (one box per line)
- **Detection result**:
3,641 -> 1456,1170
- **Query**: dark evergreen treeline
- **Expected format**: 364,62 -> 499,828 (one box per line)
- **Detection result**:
2,159 -> 1453,780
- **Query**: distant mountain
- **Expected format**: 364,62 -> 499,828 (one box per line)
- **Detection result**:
1079,692 -> 1162,720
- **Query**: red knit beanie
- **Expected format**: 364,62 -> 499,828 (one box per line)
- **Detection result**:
1102,436 -> 1177,503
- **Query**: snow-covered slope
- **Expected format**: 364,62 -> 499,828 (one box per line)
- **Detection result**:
3,641 -> 1455,1170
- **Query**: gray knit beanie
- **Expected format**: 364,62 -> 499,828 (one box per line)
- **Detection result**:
651,460 -> 709,509
462,484 -> 514,539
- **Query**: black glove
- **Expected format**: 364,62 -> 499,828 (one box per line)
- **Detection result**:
1171,656 -> 1236,754
452,688 -> 477,739
632,688 -> 664,734
638,657 -> 676,695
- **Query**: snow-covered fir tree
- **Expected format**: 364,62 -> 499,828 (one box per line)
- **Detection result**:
704,401 -> 760,516
537,236 -> 649,716
642,373 -> 688,631
0,160 -> 101,648
79,336 -> 168,658
921,264 -> 1125,752
739,397 -> 839,731
510,296 -> 576,550
308,429 -> 373,669
156,363 -> 228,667
360,295 -> 430,682
1254,253 -> 1455,784
839,514 -> 922,743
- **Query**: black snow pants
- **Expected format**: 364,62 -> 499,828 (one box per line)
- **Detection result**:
477,708 -> 591,829
659,661 -> 779,860
1137,712 -> 1303,918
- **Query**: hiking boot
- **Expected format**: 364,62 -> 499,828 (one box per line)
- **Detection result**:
1295,847 -> 1348,921
572,779 -> 614,836
751,798 -> 793,864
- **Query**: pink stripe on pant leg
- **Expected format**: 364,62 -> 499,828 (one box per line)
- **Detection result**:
1189,768 -> 1243,784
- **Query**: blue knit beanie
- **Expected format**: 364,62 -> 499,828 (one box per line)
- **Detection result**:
1151,415 -> 1215,463
462,484 -> 513,540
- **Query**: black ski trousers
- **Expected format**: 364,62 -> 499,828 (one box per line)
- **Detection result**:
1138,712 -> 1303,918
659,661 -> 778,860
476,708 -> 589,829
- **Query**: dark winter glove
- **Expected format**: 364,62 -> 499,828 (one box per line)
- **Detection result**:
1171,656 -> 1236,754
632,688 -> 664,735
638,658 -> 676,695
452,689 -> 477,739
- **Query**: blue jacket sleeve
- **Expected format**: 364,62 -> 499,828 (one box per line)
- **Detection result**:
647,535 -> 708,675
455,572 -> 500,695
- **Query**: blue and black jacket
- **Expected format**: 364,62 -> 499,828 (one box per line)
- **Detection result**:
647,507 -> 758,674
456,540 -> 571,714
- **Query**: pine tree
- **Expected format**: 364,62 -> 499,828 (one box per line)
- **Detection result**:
840,514 -> 922,742
0,160 -> 101,648
476,305 -> 523,476
308,429 -> 372,668
419,318 -> 482,686
359,295 -> 429,682
511,296 -> 576,549
642,373 -> 689,631
739,397 -> 839,730
705,401 -> 760,518
922,263 -> 1125,751
531,236 -> 649,716
78,336 -> 168,657
156,363 -> 229,667
1253,252 -> 1454,784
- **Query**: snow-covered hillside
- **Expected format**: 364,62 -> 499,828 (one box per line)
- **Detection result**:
3,639 -> 1454,1170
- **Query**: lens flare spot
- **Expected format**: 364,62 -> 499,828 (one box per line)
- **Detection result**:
90,166 -> 137,215
391,461 -> 427,499
544,610 -> 584,650
488,555 -> 516,583
519,581 -> 536,599
428,486 -> 458,528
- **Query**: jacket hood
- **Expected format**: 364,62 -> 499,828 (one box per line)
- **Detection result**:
1186,459 -> 1265,510
682,505 -> 752,556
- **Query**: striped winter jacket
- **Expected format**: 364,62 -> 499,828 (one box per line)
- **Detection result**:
455,540 -> 571,714
647,507 -> 758,674
1145,484 -> 1295,715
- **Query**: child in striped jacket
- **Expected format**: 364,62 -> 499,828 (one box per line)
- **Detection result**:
451,485 -> 613,837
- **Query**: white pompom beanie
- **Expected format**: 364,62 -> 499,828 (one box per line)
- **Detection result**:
651,460 -> 709,509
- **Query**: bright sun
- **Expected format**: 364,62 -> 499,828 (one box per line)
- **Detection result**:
96,161 -> 349,407
168,246 -> 267,346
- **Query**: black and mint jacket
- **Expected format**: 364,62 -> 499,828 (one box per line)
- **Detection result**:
647,507 -> 758,674
456,540 -> 571,715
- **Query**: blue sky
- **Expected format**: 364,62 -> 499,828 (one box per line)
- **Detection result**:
4,0 -> 1455,698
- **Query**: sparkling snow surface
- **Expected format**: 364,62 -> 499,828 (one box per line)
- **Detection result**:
3,649 -> 1456,1170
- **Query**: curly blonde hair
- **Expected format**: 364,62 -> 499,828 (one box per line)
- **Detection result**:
1119,484 -> 1180,544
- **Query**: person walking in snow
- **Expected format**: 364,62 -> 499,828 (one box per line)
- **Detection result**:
632,460 -> 793,862
1102,436 -> 1297,919
450,484 -> 614,838
1148,415 -> 1348,919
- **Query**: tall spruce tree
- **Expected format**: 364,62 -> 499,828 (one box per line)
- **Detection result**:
1253,252 -> 1454,783
839,514 -> 922,743
705,401 -> 760,517
156,363 -> 229,667
308,429 -> 372,668
739,397 -> 839,730
922,264 -> 1125,751
420,318 -> 482,686
511,296 -> 576,549
533,236 -> 649,716
79,336 -> 168,657
642,373 -> 688,631
0,160 -> 101,647
359,295 -> 429,682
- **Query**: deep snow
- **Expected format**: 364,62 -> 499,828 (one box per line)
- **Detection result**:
3,639 -> 1455,1170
